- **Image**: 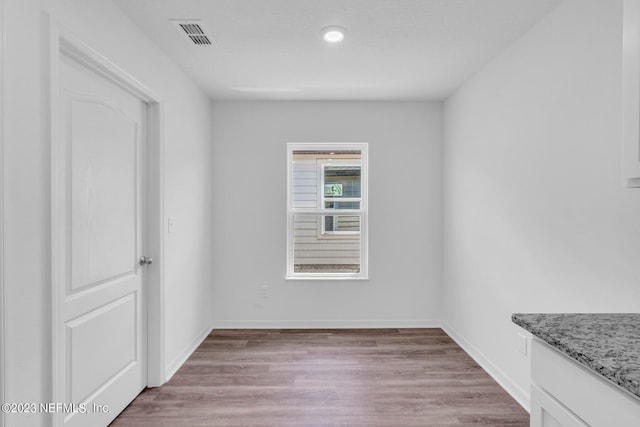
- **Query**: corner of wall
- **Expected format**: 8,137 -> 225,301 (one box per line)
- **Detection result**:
441,322 -> 530,411
164,323 -> 213,383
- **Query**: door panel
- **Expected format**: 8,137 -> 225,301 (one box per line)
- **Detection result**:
58,52 -> 147,427
66,293 -> 136,402
69,99 -> 137,291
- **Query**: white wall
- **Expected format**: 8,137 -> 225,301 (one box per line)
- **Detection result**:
211,101 -> 442,327
443,0 -> 640,409
3,0 -> 213,425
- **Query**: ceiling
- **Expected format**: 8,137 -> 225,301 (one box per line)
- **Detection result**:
113,0 -> 562,101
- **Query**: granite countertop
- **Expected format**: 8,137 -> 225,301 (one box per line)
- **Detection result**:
512,313 -> 640,400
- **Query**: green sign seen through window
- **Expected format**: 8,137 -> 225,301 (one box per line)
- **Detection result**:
324,183 -> 343,196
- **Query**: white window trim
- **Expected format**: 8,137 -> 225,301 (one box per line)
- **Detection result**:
286,142 -> 368,280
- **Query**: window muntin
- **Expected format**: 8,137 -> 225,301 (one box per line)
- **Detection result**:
287,143 -> 368,279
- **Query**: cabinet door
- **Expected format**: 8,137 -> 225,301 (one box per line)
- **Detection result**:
530,386 -> 588,427
623,0 -> 640,187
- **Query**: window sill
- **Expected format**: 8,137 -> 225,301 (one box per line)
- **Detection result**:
285,275 -> 369,281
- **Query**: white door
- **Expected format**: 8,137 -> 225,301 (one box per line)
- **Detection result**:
56,51 -> 148,426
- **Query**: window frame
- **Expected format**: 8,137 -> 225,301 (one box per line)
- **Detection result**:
317,158 -> 362,238
286,142 -> 368,280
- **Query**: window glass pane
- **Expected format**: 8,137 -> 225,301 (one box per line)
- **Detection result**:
323,215 -> 360,233
293,213 -> 361,274
290,156 -> 318,209
324,166 -> 361,198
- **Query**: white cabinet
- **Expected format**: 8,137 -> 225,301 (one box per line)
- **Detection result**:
530,385 -> 587,427
623,0 -> 640,187
530,339 -> 640,427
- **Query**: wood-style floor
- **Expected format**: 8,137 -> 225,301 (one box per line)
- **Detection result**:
111,329 -> 529,426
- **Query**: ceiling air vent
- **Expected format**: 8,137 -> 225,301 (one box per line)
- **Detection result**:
171,20 -> 213,46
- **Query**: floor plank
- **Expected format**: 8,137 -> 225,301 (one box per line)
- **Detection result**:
110,329 -> 529,426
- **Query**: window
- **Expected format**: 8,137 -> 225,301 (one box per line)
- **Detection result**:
287,143 -> 368,279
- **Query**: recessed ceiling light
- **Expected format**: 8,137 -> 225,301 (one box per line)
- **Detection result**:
322,26 -> 347,43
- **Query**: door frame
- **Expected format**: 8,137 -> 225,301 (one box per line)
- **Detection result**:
48,17 -> 166,424
0,0 -> 6,425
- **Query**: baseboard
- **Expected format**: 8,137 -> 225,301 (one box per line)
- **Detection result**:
441,322 -> 530,412
164,323 -> 213,382
211,319 -> 443,329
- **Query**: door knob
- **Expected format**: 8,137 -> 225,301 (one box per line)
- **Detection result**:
139,256 -> 153,266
